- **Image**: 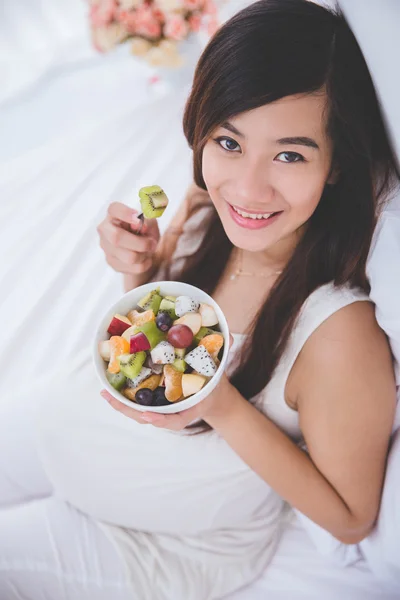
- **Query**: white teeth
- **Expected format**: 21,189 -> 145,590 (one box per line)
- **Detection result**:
232,206 -> 275,219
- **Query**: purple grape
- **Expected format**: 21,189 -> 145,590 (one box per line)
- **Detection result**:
167,324 -> 193,348
153,387 -> 170,406
156,311 -> 173,332
135,388 -> 154,406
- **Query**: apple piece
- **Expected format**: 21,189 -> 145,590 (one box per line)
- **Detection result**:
107,314 -> 132,336
182,373 -> 207,397
173,312 -> 202,335
130,332 -> 151,353
199,303 -> 219,327
98,340 -> 111,361
122,326 -> 137,342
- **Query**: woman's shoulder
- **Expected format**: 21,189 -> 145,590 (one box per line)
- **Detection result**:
295,283 -> 387,374
285,282 -> 374,370
301,282 -> 370,317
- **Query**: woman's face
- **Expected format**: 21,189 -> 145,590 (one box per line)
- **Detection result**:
202,92 -> 335,254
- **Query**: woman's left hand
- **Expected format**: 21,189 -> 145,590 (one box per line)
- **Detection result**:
101,334 -> 235,431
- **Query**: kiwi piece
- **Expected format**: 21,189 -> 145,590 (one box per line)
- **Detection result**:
194,327 -> 217,344
139,185 -> 169,219
137,288 -> 162,314
159,298 -> 177,320
173,358 -> 186,373
132,321 -> 166,350
106,370 -> 127,391
117,352 -> 146,380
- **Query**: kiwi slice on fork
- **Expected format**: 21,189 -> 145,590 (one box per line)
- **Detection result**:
133,185 -> 169,235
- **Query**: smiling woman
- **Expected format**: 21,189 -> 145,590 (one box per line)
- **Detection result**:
1,1 -> 399,600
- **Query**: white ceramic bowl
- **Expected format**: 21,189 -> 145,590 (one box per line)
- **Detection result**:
93,281 -> 230,414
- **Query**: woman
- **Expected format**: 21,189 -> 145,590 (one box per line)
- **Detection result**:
0,0 -> 398,598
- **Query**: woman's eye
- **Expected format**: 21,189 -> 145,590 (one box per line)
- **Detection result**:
214,137 -> 241,152
275,151 -> 305,163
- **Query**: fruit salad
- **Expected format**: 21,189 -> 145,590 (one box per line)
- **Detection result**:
99,288 -> 225,407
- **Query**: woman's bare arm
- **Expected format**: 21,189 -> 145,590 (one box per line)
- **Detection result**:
206,301 -> 396,543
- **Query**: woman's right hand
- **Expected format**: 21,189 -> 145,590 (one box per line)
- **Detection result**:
97,202 -> 160,275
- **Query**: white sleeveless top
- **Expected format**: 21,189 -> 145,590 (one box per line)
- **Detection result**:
34,282 -> 370,597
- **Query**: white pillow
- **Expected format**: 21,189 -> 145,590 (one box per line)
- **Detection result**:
367,194 -> 400,385
360,427 -> 400,592
294,195 -> 400,580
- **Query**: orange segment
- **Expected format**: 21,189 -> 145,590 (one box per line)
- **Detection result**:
164,365 -> 183,402
108,336 -> 129,373
198,333 -> 224,359
127,309 -> 155,326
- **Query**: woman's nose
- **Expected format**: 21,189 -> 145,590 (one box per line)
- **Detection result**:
234,161 -> 274,207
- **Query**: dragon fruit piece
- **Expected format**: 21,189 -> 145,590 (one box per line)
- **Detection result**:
150,341 -> 175,365
184,345 -> 217,377
126,366 -> 152,388
175,295 -> 200,318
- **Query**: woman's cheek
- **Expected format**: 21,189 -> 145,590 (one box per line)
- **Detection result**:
201,146 -> 221,189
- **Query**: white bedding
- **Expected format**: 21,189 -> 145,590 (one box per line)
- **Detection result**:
0,1 -> 397,598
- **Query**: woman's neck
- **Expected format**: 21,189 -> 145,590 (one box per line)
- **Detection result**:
240,227 -> 302,273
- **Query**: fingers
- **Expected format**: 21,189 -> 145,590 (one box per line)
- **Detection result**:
99,236 -> 150,264
101,390 -> 200,431
104,251 -> 154,275
107,202 -> 137,225
101,390 -> 151,424
100,220 -> 156,253
141,404 -> 200,430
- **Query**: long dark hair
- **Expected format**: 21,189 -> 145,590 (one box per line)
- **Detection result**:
168,0 -> 399,433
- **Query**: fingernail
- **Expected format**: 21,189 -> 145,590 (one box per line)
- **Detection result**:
131,210 -> 139,222
141,415 -> 154,422
151,240 -> 158,251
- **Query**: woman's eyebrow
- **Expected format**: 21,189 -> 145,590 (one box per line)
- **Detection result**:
220,122 -> 319,150
277,136 -> 319,150
221,121 -> 244,138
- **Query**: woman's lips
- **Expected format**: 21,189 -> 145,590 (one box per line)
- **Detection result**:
226,202 -> 282,230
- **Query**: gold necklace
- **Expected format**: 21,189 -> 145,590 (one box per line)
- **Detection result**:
229,248 -> 283,280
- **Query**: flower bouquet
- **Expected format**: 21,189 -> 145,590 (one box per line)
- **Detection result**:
89,0 -> 220,68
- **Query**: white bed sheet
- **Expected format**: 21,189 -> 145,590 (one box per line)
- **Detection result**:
0,3 -> 397,598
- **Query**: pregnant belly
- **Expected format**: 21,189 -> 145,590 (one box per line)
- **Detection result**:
34,363 -> 283,534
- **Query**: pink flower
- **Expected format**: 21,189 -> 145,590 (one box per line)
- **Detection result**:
89,0 -> 117,28
183,0 -> 204,10
152,7 -> 166,23
136,19 -> 162,39
188,13 -> 202,32
132,4 -> 163,39
116,9 -> 137,33
164,15 -> 189,41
